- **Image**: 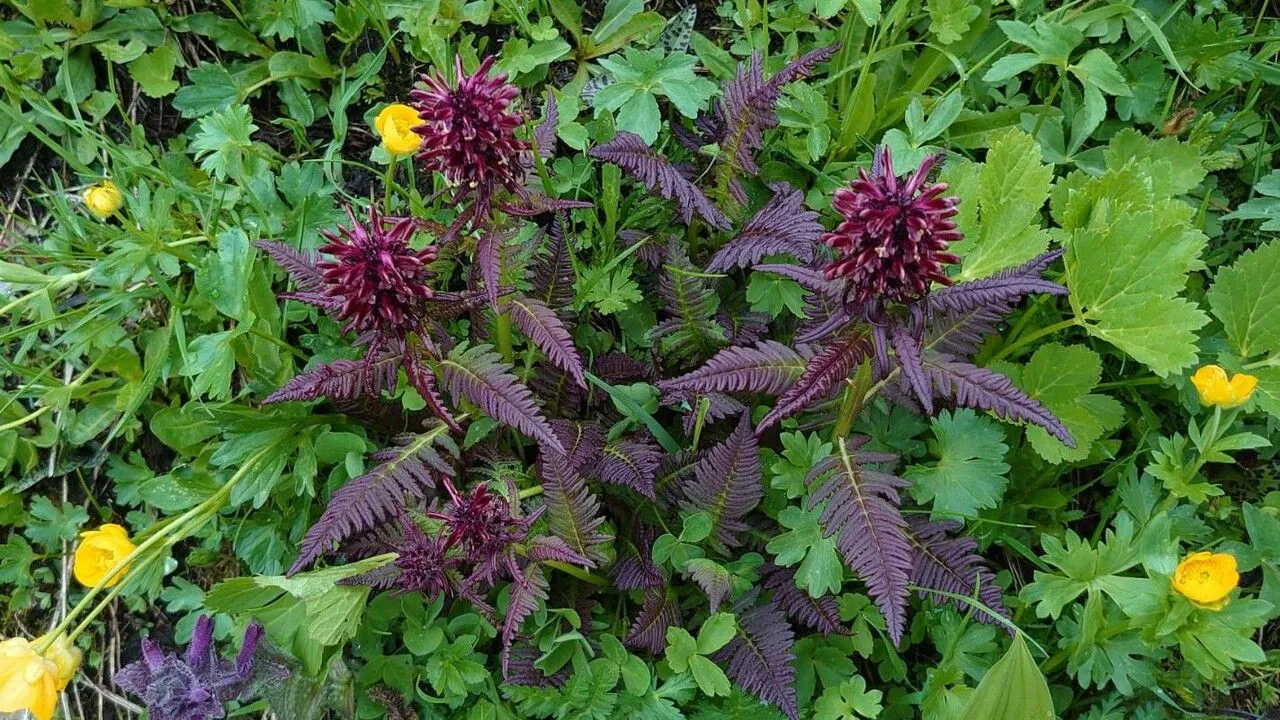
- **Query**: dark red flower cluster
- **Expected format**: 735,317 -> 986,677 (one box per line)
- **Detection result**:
822,147 -> 961,305
410,56 -> 529,211
317,206 -> 437,338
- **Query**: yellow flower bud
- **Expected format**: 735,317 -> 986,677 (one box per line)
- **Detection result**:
32,635 -> 81,691
374,103 -> 424,157
0,636 -> 72,720
73,523 -> 136,588
1172,551 -> 1239,609
83,180 -> 124,219
1190,365 -> 1257,408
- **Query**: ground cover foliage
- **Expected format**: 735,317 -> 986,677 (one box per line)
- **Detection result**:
2,0 -> 1280,718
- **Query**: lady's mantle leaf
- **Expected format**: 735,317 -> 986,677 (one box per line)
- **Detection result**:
905,409 -> 1010,518
1207,239 -> 1280,360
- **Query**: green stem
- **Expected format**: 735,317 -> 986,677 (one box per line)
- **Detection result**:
382,161 -> 397,212
545,560 -> 608,586
518,485 -> 544,500
990,318 -> 1080,362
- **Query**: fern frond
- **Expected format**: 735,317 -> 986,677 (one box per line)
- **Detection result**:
625,587 -> 681,655
715,599 -> 798,720
761,564 -> 845,635
658,341 -> 807,396
263,355 -> 399,404
758,333 -> 869,432
890,324 -> 932,414
253,239 -> 326,292
528,218 -> 575,307
290,424 -> 458,574
807,437 -> 911,644
680,415 -> 762,549
707,184 -> 820,271
502,564 -> 550,650
538,457 -> 611,566
598,438 -> 661,499
924,359 -> 1074,446
506,295 -> 587,389
439,343 -> 565,453
588,132 -> 731,230
906,517 -> 1009,625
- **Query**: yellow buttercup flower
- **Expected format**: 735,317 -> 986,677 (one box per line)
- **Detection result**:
83,180 -> 124,218
1190,365 -> 1257,408
374,103 -> 423,157
1172,551 -> 1239,609
73,523 -> 136,588
0,634 -> 79,720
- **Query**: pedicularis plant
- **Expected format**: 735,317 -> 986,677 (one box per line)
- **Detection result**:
2,2 -> 1279,720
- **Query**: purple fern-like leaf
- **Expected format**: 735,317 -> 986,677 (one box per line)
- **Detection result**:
613,525 -> 663,590
502,564 -> 549,651
659,340 -> 807,397
598,438 -> 661,499
924,359 -> 1074,446
890,324 -> 932,414
625,587 -> 681,655
807,437 -> 911,644
505,295 -> 587,389
477,230 -> 503,309
290,425 -> 458,574
753,263 -> 844,298
439,343 -> 565,453
534,92 -> 558,159
538,457 -> 611,565
687,560 -> 731,612
761,564 -> 846,635
707,184 -> 820,271
757,333 -> 869,432
253,240 -> 326,292
528,218 -> 576,307
715,599 -> 798,720
500,193 -> 593,217
680,415 -> 762,548
906,517 -> 1009,626
548,421 -> 606,474
655,450 -> 700,506
588,132 -> 731,229
263,356 -> 400,404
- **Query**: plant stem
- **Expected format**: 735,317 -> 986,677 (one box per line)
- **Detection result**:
990,318 -> 1080,362
544,560 -> 608,586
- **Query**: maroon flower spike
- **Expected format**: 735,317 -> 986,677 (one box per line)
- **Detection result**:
429,477 -> 530,563
822,147 -> 961,305
410,55 -> 529,214
317,205 -> 438,339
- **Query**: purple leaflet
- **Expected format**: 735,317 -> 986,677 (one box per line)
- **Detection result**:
588,132 -> 731,230
439,343 -> 565,454
707,184 -> 820,271
679,414 -> 762,548
757,333 -> 870,432
592,352 -> 651,384
707,46 -> 838,180
527,218 -> 575,307
714,599 -> 798,720
906,517 -> 1009,626
612,525 -> 663,591
927,250 -> 1067,316
625,586 -> 681,655
289,426 -> 458,574
534,92 -> 558,159
547,420 -> 606,474
655,450 -> 700,506
924,359 -> 1074,446
505,295 -> 587,389
253,240 -> 326,292
890,323 -> 932,414
753,263 -> 845,298
500,193 -> 594,217
658,340 -> 807,396
538,456 -> 611,566
263,355 -> 400,405
598,438 -> 661,499
687,560 -> 731,612
477,230 -> 503,309
807,437 -> 912,645
761,564 -> 846,636
502,564 -> 550,651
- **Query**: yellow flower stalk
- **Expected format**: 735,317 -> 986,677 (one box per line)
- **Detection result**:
0,634 -> 80,720
83,180 -> 124,218
1172,551 -> 1239,609
73,523 -> 136,588
374,103 -> 424,157
1190,365 -> 1257,409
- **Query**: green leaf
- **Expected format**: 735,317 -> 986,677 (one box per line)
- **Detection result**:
24,496 -> 89,548
1020,513 -> 1141,619
190,104 -> 258,180
0,535 -> 36,587
1207,239 -> 1280,359
172,63 -> 241,118
1102,129 -> 1205,199
695,613 -> 737,654
1069,49 -> 1131,96
1243,503 -> 1280,608
127,44 -> 179,97
664,627 -> 699,672
927,0 -> 980,45
591,0 -> 643,42
195,229 -> 254,320
689,654 -> 732,696
945,129 -> 1053,280
1063,199 -> 1208,376
960,634 -> 1053,719
1224,170 -> 1280,231
814,675 -> 884,719
770,431 -> 832,499
1011,343 -> 1123,464
905,409 -> 1010,517
766,506 -> 844,597
747,271 -> 808,319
